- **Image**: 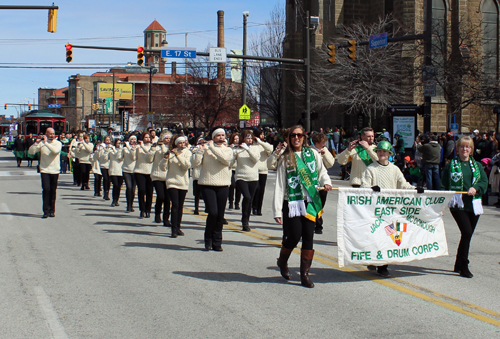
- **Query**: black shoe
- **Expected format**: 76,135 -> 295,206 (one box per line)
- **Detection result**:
315,227 -> 323,234
115,201 -> 120,206
459,264 -> 473,278
163,220 -> 171,227
85,185 -> 90,190
222,218 -> 228,225
126,206 -> 131,212
104,196 -> 110,201
228,202 -> 233,209
130,207 -> 135,212
140,212 -> 144,219
81,186 -> 85,190
42,214 -> 49,219
177,229 -> 185,236
242,225 -> 251,232
212,245 -> 223,252
367,265 -> 376,271
377,266 -> 391,277
49,213 -> 55,217
193,210 -> 199,215
154,215 -> 162,223
97,193 -> 102,197
235,204 -> 240,210
94,192 -> 98,197
252,208 -> 258,215
145,212 -> 150,218
171,227 -> 178,238
205,240 -> 213,251
256,210 -> 262,216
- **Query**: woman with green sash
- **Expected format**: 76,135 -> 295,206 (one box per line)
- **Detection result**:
440,136 -> 488,278
272,125 -> 333,288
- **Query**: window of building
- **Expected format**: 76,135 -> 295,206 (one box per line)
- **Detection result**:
482,0 -> 499,79
432,0 -> 447,98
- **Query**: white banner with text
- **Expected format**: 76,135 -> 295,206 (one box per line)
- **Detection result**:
337,188 -> 455,267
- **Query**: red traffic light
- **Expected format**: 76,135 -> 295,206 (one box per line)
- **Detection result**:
137,46 -> 144,65
66,43 -> 72,51
28,104 -> 31,110
4,103 -> 6,110
65,43 -> 73,63
137,46 -> 144,53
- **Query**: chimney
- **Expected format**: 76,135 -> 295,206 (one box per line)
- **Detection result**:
172,61 -> 177,77
217,10 -> 225,80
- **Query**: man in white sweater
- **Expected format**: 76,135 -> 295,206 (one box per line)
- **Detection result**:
28,128 -> 62,218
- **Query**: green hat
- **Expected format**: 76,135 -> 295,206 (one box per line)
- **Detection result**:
374,140 -> 394,155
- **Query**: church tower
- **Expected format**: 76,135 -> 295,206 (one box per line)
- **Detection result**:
144,20 -> 167,74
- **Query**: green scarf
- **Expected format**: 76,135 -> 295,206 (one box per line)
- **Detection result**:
448,157 -> 483,215
355,145 -> 373,167
286,147 -> 323,222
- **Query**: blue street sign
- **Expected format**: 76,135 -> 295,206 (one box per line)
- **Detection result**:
161,48 -> 196,59
48,104 -> 61,108
369,32 -> 388,49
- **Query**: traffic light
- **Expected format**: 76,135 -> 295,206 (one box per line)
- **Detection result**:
28,104 -> 31,110
48,9 -> 57,33
348,40 -> 357,61
4,103 -> 6,110
65,44 -> 73,63
137,46 -> 144,66
327,44 -> 336,64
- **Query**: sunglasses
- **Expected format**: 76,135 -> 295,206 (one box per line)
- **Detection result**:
290,133 -> 304,139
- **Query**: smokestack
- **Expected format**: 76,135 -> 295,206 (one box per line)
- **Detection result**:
172,61 -> 177,77
217,10 -> 225,80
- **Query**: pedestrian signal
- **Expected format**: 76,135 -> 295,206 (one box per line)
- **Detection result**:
65,44 -> 73,63
327,45 -> 336,64
348,40 -> 357,61
137,46 -> 144,66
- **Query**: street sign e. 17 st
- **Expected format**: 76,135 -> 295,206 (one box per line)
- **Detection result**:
48,104 -> 61,108
161,48 -> 196,59
369,32 -> 388,49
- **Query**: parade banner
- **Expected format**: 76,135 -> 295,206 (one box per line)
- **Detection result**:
337,187 -> 455,267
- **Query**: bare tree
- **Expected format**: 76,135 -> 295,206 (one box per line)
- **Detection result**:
298,16 -> 416,127
247,1 -> 285,127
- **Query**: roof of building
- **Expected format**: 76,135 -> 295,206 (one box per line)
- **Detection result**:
52,87 -> 67,98
25,110 -> 65,118
144,20 -> 166,32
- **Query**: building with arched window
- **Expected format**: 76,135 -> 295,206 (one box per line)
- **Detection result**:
282,0 -> 500,133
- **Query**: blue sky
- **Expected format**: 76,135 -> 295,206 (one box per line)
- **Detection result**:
0,0 -> 281,118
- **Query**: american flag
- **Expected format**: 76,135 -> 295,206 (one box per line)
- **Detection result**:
183,85 -> 195,95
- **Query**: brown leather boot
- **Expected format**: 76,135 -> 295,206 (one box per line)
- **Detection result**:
300,249 -> 315,288
277,247 -> 293,280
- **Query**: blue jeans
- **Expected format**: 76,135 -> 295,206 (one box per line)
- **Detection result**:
60,157 -> 68,174
424,164 -> 440,190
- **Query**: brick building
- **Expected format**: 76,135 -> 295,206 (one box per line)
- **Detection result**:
283,0 -> 500,133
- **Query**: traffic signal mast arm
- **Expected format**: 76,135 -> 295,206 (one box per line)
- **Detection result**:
335,33 -> 425,49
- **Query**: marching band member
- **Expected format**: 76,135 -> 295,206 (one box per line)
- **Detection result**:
311,132 -> 335,234
337,127 -> 378,187
234,129 -> 260,231
122,136 -> 137,212
273,125 -> 332,288
90,142 -> 102,197
98,136 -> 112,201
148,131 -> 172,225
440,136 -> 488,278
108,139 -> 124,207
228,133 -> 241,210
361,140 -> 416,277
161,134 -> 191,238
191,137 -> 206,215
72,134 -> 93,190
191,128 -> 234,251
134,133 -> 154,218
252,129 -> 273,216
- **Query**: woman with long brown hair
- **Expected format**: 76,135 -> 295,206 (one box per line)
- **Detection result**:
272,125 -> 332,288
134,132 -> 154,218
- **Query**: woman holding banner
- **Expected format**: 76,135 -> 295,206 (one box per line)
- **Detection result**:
273,125 -> 332,288
440,136 -> 488,278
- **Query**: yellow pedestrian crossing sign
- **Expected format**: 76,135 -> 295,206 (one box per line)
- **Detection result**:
239,104 -> 251,120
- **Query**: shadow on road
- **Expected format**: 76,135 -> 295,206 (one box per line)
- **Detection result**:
104,229 -> 170,237
94,221 -> 149,227
0,212 -> 41,218
173,271 -> 284,284
6,191 -> 40,195
123,242 -> 202,251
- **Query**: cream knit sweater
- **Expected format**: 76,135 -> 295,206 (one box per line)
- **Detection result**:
161,148 -> 192,190
97,145 -> 111,169
272,148 -> 331,219
314,146 -> 335,169
134,144 -> 153,174
122,144 -> 137,173
72,141 -> 93,164
90,153 -> 101,175
192,143 -> 234,186
108,147 -> 124,176
337,144 -> 378,186
28,140 -> 62,174
147,144 -> 169,181
234,144 -> 260,182
255,139 -> 273,174
361,162 -> 414,189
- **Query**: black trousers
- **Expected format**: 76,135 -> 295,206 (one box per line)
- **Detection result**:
153,180 -> 170,221
193,179 -> 202,211
236,180 -> 258,224
72,158 -> 80,185
123,172 -> 136,208
94,173 -> 102,195
252,173 -> 267,212
451,210 -> 480,262
41,173 -> 59,215
135,173 -> 153,213
110,175 -> 123,202
101,168 -> 111,194
201,185 -> 229,246
228,170 -> 241,206
281,200 -> 315,250
168,188 -> 187,229
79,163 -> 91,188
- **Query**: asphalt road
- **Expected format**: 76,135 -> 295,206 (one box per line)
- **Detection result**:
1,149 -> 499,338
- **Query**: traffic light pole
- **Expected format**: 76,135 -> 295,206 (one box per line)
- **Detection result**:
423,0 -> 433,133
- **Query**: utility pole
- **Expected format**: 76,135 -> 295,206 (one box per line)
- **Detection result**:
241,11 -> 249,107
423,0 -> 433,133
304,12 -> 311,133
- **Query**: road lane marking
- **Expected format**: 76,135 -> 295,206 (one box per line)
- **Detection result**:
183,206 -> 500,328
34,286 -> 69,339
0,203 -> 13,220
